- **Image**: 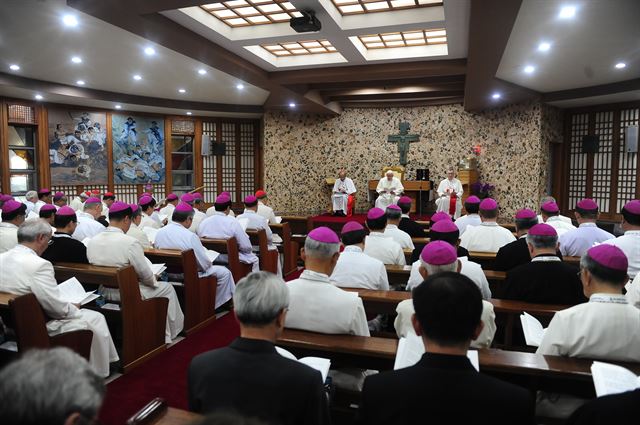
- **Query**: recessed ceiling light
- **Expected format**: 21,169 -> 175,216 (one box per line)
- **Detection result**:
76,80 -> 85,86
615,62 -> 626,69
34,94 -> 43,100
524,65 -> 536,74
538,42 -> 551,52
115,104 -> 122,109
559,5 -> 576,19
289,102 -> 296,108
197,69 -> 207,75
491,93 -> 501,100
9,64 -> 20,71
178,88 -> 186,93
236,83 -> 245,90
144,47 -> 156,56
186,111 -> 192,115
71,56 -> 82,64
62,14 -> 78,27
133,74 -> 142,81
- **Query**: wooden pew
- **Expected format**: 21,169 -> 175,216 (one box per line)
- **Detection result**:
143,248 -> 217,335
127,398 -> 202,425
402,248 -> 413,263
0,292 -> 92,360
53,263 -> 168,373
411,237 -> 430,245
200,237 -> 253,283
270,222 -> 297,277
280,215 -> 312,236
385,264 -> 411,286
246,228 -> 279,274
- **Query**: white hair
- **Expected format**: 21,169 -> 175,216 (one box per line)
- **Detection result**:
83,201 -> 101,212
25,190 -> 38,201
304,238 -> 340,260
234,272 -> 289,325
526,233 -> 558,249
17,219 -> 52,243
420,258 -> 457,275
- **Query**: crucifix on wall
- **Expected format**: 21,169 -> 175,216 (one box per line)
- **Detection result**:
387,121 -> 420,166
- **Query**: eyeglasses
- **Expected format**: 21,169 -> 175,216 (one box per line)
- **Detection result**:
47,239 -> 54,246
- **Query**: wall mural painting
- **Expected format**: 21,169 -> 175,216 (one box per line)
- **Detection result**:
48,109 -> 108,185
112,114 -> 165,184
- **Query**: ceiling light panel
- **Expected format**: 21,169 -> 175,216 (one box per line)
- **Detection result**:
358,29 -> 447,49
200,0 -> 301,27
261,39 -> 338,56
331,0 -> 443,16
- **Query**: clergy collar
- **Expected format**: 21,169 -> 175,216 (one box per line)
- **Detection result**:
0,222 -> 18,228
53,232 -> 73,238
105,226 -> 125,234
417,352 -> 476,372
243,210 -> 257,215
589,293 -> 628,304
480,221 -> 499,227
519,234 -> 528,239
300,269 -> 330,283
230,337 -> 276,354
546,216 -> 564,222
401,214 -> 410,219
623,230 -> 640,236
213,211 -> 227,217
77,211 -> 94,218
386,224 -> 399,230
579,222 -> 598,228
343,245 -> 363,253
531,253 -> 561,262
367,231 -> 388,238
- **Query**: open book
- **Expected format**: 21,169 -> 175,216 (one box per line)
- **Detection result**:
58,277 -> 100,305
205,249 -> 220,263
520,312 -> 547,347
394,331 -> 479,371
144,257 -> 166,276
275,216 -> 282,224
591,361 -> 640,397
275,346 -> 331,383
157,213 -> 168,223
142,227 -> 159,244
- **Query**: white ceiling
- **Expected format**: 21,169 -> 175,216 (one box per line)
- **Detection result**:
163,0 -> 470,71
0,0 -> 269,108
497,0 -> 640,93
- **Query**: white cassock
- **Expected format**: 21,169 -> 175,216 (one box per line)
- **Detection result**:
395,299 -> 496,349
86,227 -> 184,342
206,206 -> 236,218
332,177 -> 356,213
455,214 -> 482,236
330,245 -> 389,290
459,222 -> 516,253
383,224 -> 414,250
626,273 -> 640,309
0,245 -> 118,377
33,200 -> 46,214
24,200 -> 36,215
375,177 -> 404,209
139,212 -> 161,230
544,216 -> 576,236
538,214 -> 573,224
363,232 -> 406,265
537,294 -> 640,362
601,230 -> 640,280
285,270 -> 370,336
0,222 -> 18,253
405,258 -> 492,300
159,203 -> 175,220
197,212 -> 259,271
70,197 -> 84,211
435,178 -> 463,219
127,223 -> 152,249
154,222 -> 235,309
188,210 -> 207,234
236,210 -> 282,277
72,211 -> 106,242
257,201 -> 278,224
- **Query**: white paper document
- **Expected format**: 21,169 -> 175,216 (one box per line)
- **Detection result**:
158,213 -> 168,223
276,346 -> 331,382
591,361 -> 640,397
520,312 -> 547,347
206,249 -> 220,263
57,277 -> 99,305
394,331 -> 479,371
142,227 -> 159,244
145,257 -> 166,276
275,216 -> 282,224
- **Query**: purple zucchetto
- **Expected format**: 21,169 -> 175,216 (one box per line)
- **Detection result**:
53,191 -> 65,200
386,204 -> 402,211
398,196 -> 412,204
0,194 -> 13,202
109,201 -> 130,213
175,202 -> 193,213
56,206 -> 76,216
215,194 -> 231,204
1,200 -> 23,214
308,226 -> 340,244
528,223 -> 557,237
193,192 -> 203,200
541,201 -> 559,214
367,208 -> 385,220
515,208 -> 537,220
341,221 -> 364,234
244,195 -> 258,204
576,198 -> 598,210
622,200 -> 640,215
465,196 -> 481,204
166,193 -> 178,201
40,204 -> 56,212
37,188 -> 51,195
479,198 -> 498,211
180,193 -> 195,203
587,245 -> 628,272
420,240 -> 457,265
139,195 -> 154,206
430,211 -> 452,223
130,204 -> 139,213
221,191 -> 231,197
85,197 -> 101,204
431,219 -> 458,234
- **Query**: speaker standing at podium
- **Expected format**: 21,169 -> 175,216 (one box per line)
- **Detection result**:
435,168 -> 463,219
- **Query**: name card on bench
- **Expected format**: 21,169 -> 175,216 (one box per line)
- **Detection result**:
394,331 -> 479,371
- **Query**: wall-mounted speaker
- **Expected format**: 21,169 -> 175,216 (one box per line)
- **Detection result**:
625,125 -> 638,153
201,134 -> 211,156
582,135 -> 600,154
212,143 -> 226,156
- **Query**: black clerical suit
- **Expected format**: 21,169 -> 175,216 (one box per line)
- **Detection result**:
42,232 -> 89,264
494,237 -> 564,271
567,389 -> 640,425
503,254 -> 586,305
399,217 -> 426,238
188,337 -> 329,425
359,353 -> 534,425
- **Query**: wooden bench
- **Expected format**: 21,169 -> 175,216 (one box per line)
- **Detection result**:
0,292 -> 92,360
53,263 -> 168,373
384,264 -> 411,286
411,237 -> 430,245
126,398 -> 202,425
200,237 -> 253,283
246,228 -> 279,274
280,215 -> 312,236
144,248 -> 217,335
270,222 -> 298,277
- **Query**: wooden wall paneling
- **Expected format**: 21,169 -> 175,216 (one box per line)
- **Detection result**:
592,111 -> 614,216
0,102 -> 9,193
106,112 -> 114,193
194,118 -> 203,191
216,121 -> 223,196
164,116 -> 173,195
235,122 -> 241,205
37,104 -> 50,189
255,118 -> 263,191
608,110 -> 621,218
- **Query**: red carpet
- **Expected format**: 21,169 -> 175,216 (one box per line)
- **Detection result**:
99,313 -> 240,425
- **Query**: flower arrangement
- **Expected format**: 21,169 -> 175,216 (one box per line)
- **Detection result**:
470,181 -> 495,199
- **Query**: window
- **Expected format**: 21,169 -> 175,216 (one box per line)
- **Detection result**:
171,134 -> 195,194
8,124 -> 38,194
200,1 -> 302,27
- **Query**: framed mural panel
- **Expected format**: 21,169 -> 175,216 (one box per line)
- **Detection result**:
48,109 -> 108,185
112,114 -> 165,184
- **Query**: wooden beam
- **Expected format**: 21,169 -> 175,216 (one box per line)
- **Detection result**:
306,74 -> 466,91
542,78 -> 640,103
133,0 -> 218,14
321,82 -> 464,98
327,90 -> 464,102
340,97 -> 464,108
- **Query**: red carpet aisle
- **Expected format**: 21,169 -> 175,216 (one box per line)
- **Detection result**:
98,313 -> 240,425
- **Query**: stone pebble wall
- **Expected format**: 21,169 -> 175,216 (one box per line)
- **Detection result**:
263,101 -> 563,220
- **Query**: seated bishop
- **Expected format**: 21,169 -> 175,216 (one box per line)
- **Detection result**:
0,200 -> 26,253
397,196 -> 426,238
86,201 -> 184,342
42,206 -> 89,263
363,208 -> 406,266
237,195 -> 282,277
493,208 -> 539,272
72,197 -> 106,242
383,205 -> 415,250
435,168 -> 464,219
126,204 -> 152,249
331,170 -> 356,217
539,201 -> 576,236
559,199 -> 614,257
454,195 -> 482,236
375,170 -> 404,209
459,198 -> 516,253
602,200 -> 640,280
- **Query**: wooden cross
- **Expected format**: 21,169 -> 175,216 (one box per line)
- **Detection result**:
387,122 -> 420,166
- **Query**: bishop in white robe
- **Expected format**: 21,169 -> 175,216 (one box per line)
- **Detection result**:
435,170 -> 463,219
332,171 -> 357,215
375,171 -> 404,209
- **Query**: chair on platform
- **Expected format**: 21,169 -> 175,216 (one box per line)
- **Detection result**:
381,165 -> 405,181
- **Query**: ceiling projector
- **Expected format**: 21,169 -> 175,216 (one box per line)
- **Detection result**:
290,11 -> 321,33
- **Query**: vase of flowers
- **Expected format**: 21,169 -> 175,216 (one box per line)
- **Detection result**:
470,182 -> 495,199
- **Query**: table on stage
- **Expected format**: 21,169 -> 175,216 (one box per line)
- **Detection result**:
367,180 -> 431,213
